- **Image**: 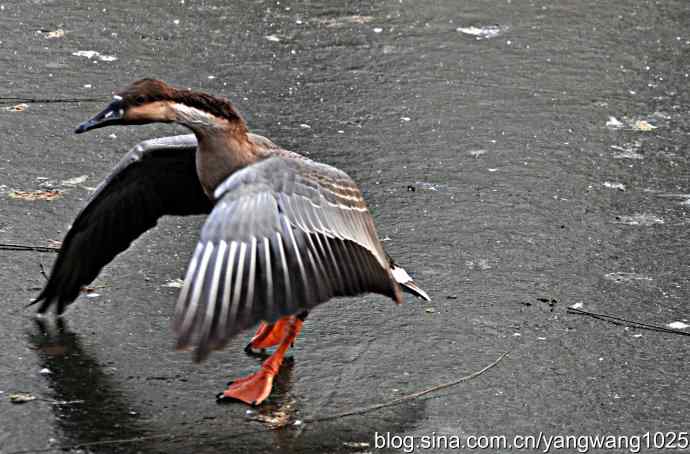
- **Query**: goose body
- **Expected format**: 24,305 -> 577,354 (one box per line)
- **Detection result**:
33,79 -> 429,405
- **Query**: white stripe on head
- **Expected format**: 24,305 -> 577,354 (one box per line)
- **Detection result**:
172,102 -> 225,129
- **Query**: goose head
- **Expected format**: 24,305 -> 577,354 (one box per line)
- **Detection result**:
75,79 -> 245,134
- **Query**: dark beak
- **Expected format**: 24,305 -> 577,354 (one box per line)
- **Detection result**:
75,100 -> 124,134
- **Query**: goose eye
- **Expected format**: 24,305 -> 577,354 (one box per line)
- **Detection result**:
135,95 -> 146,105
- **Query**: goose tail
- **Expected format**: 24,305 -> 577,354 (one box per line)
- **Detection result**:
390,262 -> 431,301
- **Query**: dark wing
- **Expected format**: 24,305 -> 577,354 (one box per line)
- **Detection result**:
174,156 -> 402,361
32,134 -> 213,314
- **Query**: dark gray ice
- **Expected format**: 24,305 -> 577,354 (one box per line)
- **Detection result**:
1,1 -> 688,453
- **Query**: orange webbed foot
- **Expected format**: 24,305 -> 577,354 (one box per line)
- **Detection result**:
217,368 -> 275,406
244,318 -> 292,354
220,316 -> 303,406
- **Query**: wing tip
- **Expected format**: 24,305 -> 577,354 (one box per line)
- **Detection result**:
26,291 -> 59,314
26,297 -> 42,310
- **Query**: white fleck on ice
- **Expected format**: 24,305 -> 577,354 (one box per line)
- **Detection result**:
603,181 -> 626,191
293,420 -> 303,426
83,84 -> 92,89
337,130 -> 344,134
607,116 -> 658,131
108,133 -> 117,139
61,175 -> 89,187
468,149 -> 487,158
611,142 -> 643,160
604,272 -> 653,283
163,279 -> 184,288
632,334 -> 642,338
400,116 -> 411,122
299,123 -> 311,129
265,34 -> 281,42
613,151 -> 644,160
373,27 -> 383,33
416,182 -> 440,192
477,258 -> 491,270
488,168 -> 498,172
86,292 -> 100,298
606,116 -> 624,129
45,29 -> 65,39
39,368 -> 52,375
571,302 -> 584,309
667,321 -> 689,330
173,19 -> 180,25
632,120 -> 656,131
537,337 -> 546,340
72,50 -> 117,62
6,103 -> 29,112
513,332 -> 521,337
208,75 -> 215,79
615,213 -> 664,226
456,25 -> 508,39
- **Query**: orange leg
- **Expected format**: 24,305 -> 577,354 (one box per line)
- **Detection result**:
218,316 -> 304,406
244,318 -> 293,353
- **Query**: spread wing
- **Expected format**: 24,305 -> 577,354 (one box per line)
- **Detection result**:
174,156 -> 402,361
32,135 -> 213,314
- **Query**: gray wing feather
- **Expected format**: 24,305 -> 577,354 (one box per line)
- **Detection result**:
175,156 -> 402,361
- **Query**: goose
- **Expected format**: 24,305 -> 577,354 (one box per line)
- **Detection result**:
32,79 -> 430,406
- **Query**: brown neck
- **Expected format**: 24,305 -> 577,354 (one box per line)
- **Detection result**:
194,126 -> 258,197
168,96 -> 271,197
